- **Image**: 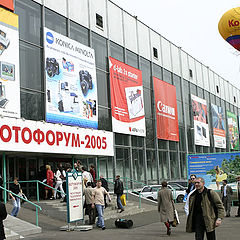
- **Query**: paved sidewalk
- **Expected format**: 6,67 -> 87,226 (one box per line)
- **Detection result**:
8,204 -> 240,240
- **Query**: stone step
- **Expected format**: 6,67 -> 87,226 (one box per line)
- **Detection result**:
5,229 -> 20,240
4,215 -> 42,237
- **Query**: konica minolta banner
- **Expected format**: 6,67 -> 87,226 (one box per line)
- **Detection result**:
109,57 -> 146,136
0,8 -> 20,118
44,28 -> 98,128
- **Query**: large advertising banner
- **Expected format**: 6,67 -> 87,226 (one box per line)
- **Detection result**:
211,104 -> 226,148
66,171 -> 83,223
188,152 -> 240,190
227,111 -> 239,150
0,117 -> 114,156
191,94 -> 210,146
0,8 -> 20,118
44,28 -> 98,129
109,57 -> 146,136
153,77 -> 179,141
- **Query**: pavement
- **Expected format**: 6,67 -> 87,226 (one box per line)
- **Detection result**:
6,203 -> 240,240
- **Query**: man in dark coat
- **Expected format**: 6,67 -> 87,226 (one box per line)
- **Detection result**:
114,175 -> 124,213
186,174 -> 196,195
0,202 -> 7,240
220,179 -> 233,217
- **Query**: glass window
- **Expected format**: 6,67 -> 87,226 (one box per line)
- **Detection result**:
20,90 -> 44,120
16,0 -> 42,45
190,83 -> 197,96
143,88 -> 153,118
187,127 -> 194,152
180,152 -> 187,179
177,101 -> 183,124
45,8 -> 67,36
92,32 -> 108,71
210,94 -> 216,104
20,42 -> 43,91
98,107 -> 111,131
70,21 -> 89,46
146,150 -> 158,184
146,118 -> 155,148
179,126 -> 186,151
169,141 -> 176,151
184,103 -> 191,126
96,70 -> 110,107
116,148 -> 130,180
163,69 -> 172,84
142,186 -> 151,192
131,136 -> 144,147
110,41 -> 124,62
159,151 -> 169,180
132,149 -> 145,182
126,50 -> 138,69
196,145 -> 202,153
170,152 -> 180,179
158,139 -> 167,149
216,97 -> 221,106
115,133 -> 129,146
140,57 -> 151,89
153,64 -> 162,80
197,87 -> 204,98
183,79 -> 189,104
173,74 -> 182,101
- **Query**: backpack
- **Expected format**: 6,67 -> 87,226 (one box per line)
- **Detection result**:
207,189 -> 218,218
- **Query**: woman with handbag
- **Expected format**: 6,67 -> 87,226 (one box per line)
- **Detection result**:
157,181 -> 175,236
45,165 -> 54,200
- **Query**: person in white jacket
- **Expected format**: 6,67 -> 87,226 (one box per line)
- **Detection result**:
54,165 -> 66,200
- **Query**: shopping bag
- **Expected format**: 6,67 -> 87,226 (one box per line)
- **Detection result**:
120,194 -> 126,206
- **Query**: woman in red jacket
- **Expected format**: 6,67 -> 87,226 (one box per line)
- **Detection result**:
45,165 -> 54,200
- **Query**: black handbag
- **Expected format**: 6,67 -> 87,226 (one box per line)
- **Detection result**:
115,219 -> 133,229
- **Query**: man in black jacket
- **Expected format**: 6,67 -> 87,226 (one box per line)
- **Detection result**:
100,175 -> 109,208
0,202 -> 7,240
114,175 -> 124,213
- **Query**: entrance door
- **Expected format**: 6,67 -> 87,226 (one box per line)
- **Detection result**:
97,156 -> 113,180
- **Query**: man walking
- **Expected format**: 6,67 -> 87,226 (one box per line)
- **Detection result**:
84,182 -> 96,225
236,175 -> 240,217
221,180 -> 233,217
114,175 -> 124,213
186,177 -> 224,240
186,174 -> 197,195
92,180 -> 111,230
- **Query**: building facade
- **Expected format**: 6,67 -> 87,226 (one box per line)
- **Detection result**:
1,0 -> 240,189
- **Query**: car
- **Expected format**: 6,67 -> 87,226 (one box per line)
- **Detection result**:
168,180 -> 188,188
138,184 -> 186,203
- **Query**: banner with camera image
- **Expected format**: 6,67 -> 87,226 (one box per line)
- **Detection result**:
191,94 -> 210,146
109,57 -> 146,136
0,8 -> 20,118
44,28 -> 98,128
211,104 -> 226,148
227,111 -> 239,150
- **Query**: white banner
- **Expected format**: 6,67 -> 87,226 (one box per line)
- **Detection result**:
67,171 -> 83,223
44,27 -> 98,129
191,94 -> 210,146
0,8 -> 20,118
0,117 -> 114,156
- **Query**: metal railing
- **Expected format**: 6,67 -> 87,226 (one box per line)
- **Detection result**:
7,180 -> 66,203
0,186 -> 42,226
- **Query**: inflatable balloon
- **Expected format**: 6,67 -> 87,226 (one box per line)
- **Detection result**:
218,7 -> 240,51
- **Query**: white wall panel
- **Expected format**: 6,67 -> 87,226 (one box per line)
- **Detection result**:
219,77 -> 225,100
195,61 -> 203,88
180,50 -> 189,80
137,22 -> 150,60
149,30 -> 162,66
44,0 -> 67,16
223,80 -> 230,102
107,1 -> 123,46
202,66 -> 209,91
89,0 -> 108,38
69,0 -> 89,28
208,70 -> 215,95
214,73 -> 220,98
229,84 -> 234,105
232,86 -> 237,106
171,44 -> 181,76
123,12 -> 138,53
188,56 -> 196,84
161,37 -> 172,72
236,88 -> 240,108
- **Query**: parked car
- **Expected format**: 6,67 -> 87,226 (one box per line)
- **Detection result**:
168,180 -> 188,188
138,184 -> 186,203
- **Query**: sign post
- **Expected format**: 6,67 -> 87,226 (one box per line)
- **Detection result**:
66,170 -> 83,228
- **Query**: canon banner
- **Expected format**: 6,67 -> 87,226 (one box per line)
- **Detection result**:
153,77 -> 179,141
0,117 -> 114,156
227,111 -> 239,150
0,8 -> 20,118
109,57 -> 145,136
44,28 -> 98,129
191,94 -> 210,146
211,104 -> 226,148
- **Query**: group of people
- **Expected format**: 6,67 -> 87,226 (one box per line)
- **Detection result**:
83,175 -> 125,230
158,174 -> 240,239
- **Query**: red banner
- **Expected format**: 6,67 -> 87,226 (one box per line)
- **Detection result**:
109,57 -> 145,136
153,77 -> 179,141
0,0 -> 14,11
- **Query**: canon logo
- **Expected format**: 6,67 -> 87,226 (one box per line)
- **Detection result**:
157,101 -> 175,116
229,19 -> 240,27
